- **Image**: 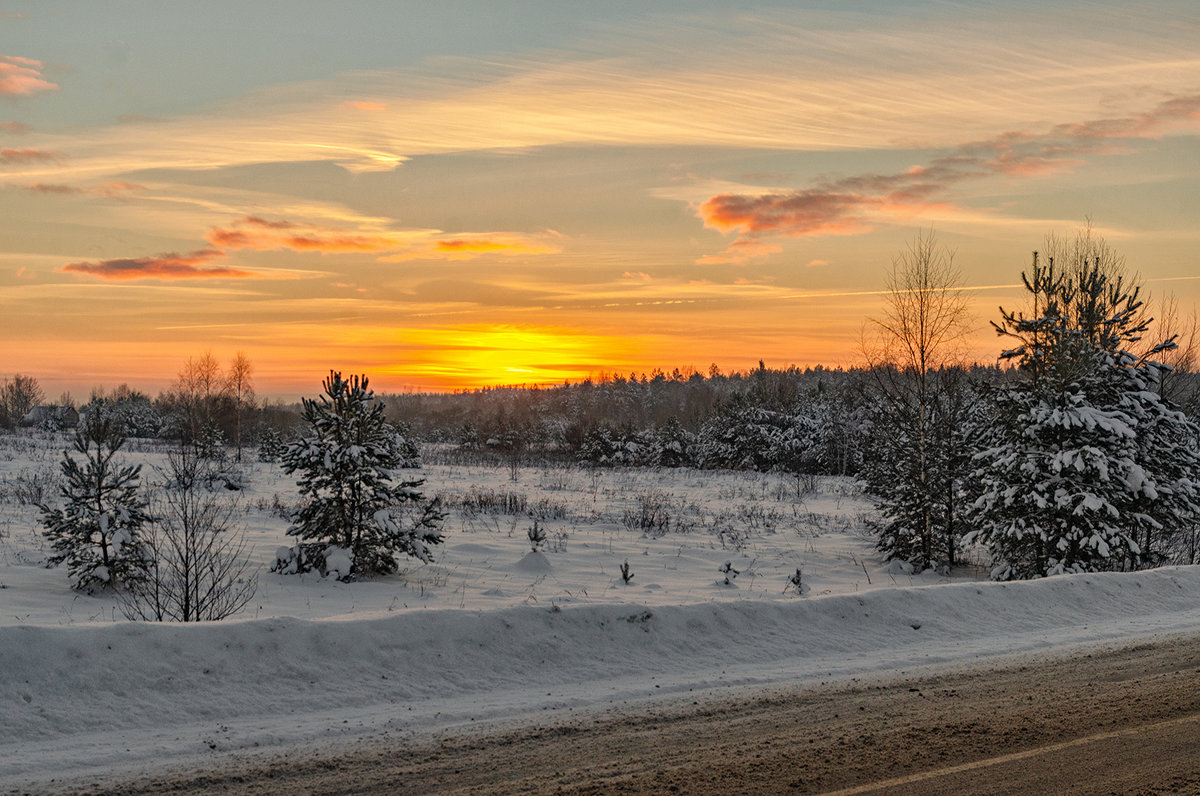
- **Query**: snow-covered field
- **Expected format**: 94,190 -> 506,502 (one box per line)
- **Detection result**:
3,430 -> 1200,789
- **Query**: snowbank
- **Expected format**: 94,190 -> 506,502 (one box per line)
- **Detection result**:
3,567 -> 1200,786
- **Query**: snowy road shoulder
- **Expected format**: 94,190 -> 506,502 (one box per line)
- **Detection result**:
3,566 -> 1200,788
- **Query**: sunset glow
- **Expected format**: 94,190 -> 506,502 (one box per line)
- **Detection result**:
2,2 -> 1198,397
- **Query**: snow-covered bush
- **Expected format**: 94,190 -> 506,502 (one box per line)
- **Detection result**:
280,372 -> 444,578
578,425 -> 660,467
81,394 -> 163,439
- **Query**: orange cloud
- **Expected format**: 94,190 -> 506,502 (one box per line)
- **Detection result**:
209,216 -> 563,261
60,248 -> 255,280
384,233 -> 563,261
0,121 -> 30,134
343,100 -> 388,112
0,55 -> 57,97
208,216 -> 398,253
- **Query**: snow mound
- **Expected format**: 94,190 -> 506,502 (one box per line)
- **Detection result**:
3,567 -> 1200,786
514,550 -> 552,573
882,560 -> 915,575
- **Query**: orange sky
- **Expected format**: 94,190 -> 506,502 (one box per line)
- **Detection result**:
2,2 -> 1198,397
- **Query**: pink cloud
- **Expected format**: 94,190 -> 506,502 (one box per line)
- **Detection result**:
0,147 -> 55,163
699,192 -> 874,238
697,238 -> 785,265
10,180 -> 145,197
0,121 -> 30,134
694,93 -> 1200,260
23,182 -> 79,194
96,181 -> 146,196
60,248 -> 255,280
0,55 -> 57,97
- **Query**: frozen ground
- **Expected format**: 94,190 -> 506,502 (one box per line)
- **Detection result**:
2,431 -> 1200,788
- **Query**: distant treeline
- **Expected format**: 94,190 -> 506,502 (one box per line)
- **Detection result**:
381,363 -> 1015,475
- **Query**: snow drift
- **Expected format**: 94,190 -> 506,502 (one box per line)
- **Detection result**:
4,566 -> 1200,788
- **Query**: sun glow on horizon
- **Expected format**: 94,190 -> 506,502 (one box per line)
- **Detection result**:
1,2 -> 1197,398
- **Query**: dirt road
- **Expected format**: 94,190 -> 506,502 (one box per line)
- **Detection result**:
61,634 -> 1200,794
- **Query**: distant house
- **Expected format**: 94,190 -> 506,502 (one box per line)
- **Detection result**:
19,405 -> 80,430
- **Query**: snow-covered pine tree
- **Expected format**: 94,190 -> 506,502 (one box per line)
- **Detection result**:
656,416 -> 695,468
695,399 -> 786,471
280,371 -> 444,577
968,240 -> 1200,578
39,414 -> 150,591
774,407 -> 822,496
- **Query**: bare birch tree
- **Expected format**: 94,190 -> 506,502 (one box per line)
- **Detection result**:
227,352 -> 255,461
863,230 -> 971,569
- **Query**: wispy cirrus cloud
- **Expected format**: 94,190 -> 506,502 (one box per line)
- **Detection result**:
4,8 -> 1197,180
208,215 -> 563,261
695,94 -> 1200,261
0,55 -> 57,97
60,248 -> 255,280
8,179 -> 144,196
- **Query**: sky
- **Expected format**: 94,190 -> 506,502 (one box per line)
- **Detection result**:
1,1 -> 1198,397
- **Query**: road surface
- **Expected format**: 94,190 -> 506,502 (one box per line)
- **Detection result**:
38,634 -> 1200,794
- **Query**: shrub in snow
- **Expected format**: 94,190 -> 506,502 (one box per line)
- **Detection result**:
280,371 -> 445,578
621,490 -> 671,537
526,520 -> 547,551
619,560 -> 634,584
719,560 -> 739,585
119,447 -> 256,622
38,414 -> 150,591
784,567 -> 809,595
967,243 -> 1200,578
